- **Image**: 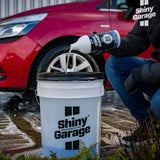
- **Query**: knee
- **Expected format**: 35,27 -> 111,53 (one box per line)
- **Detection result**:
105,55 -> 123,77
105,55 -> 128,69
105,55 -> 117,67
105,56 -> 117,75
151,91 -> 160,118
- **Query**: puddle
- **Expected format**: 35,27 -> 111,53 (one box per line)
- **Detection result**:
23,112 -> 41,133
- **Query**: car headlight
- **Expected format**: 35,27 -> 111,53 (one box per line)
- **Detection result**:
0,13 -> 48,39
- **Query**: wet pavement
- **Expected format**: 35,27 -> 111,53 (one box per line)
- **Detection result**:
0,91 -> 137,158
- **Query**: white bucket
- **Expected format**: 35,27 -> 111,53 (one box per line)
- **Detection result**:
37,72 -> 104,158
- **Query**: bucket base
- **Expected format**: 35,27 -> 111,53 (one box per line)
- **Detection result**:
42,144 -> 98,158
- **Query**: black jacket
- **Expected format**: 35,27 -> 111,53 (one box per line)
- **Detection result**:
109,0 -> 160,85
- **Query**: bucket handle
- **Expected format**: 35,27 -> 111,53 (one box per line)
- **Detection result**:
35,89 -> 40,105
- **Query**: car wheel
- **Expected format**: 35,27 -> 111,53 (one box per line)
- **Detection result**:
38,44 -> 99,73
25,43 -> 100,100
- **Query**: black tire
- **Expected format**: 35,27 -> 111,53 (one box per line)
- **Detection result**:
25,43 -> 100,100
37,44 -> 99,73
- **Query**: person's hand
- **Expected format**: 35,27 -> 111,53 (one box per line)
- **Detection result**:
124,67 -> 143,94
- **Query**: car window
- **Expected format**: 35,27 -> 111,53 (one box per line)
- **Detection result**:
110,0 -> 128,9
96,1 -> 108,10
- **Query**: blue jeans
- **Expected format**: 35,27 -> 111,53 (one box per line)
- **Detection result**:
105,56 -> 160,122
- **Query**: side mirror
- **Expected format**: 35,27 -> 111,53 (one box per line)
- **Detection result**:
124,7 -> 136,20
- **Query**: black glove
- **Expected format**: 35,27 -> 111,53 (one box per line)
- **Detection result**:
124,67 -> 143,94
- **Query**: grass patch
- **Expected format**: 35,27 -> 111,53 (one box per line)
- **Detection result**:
0,141 -> 121,160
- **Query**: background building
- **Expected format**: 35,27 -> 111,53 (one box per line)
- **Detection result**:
0,0 -> 74,19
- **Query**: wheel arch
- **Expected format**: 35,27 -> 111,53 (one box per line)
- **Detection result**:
26,35 -> 105,92
27,36 -> 79,91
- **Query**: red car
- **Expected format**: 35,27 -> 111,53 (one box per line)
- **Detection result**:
0,0 -> 154,96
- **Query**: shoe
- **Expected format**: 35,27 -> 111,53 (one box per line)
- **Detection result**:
121,121 -> 160,146
121,126 -> 148,146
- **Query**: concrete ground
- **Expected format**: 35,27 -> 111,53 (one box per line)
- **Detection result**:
0,91 -> 137,158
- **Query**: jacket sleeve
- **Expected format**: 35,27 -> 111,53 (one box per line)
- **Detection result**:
141,62 -> 160,85
108,21 -> 151,57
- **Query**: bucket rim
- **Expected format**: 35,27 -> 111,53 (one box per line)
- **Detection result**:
37,72 -> 104,81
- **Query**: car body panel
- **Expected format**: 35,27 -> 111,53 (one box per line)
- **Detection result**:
0,36 -> 41,88
0,0 -> 155,91
27,0 -> 110,46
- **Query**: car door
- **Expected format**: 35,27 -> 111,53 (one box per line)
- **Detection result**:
109,0 -> 136,36
100,0 -> 135,62
86,0 -> 112,75
92,0 -> 112,33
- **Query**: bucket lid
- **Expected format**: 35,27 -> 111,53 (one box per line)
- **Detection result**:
37,72 -> 104,81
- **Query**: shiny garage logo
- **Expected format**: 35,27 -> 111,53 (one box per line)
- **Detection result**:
133,0 -> 156,26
